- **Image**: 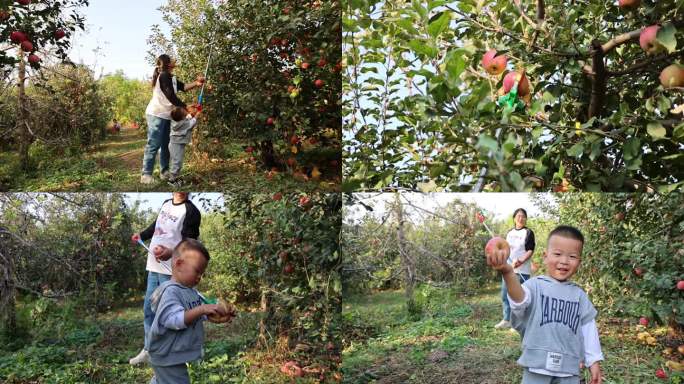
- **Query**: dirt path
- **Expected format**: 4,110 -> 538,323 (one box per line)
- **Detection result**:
91,128 -> 146,172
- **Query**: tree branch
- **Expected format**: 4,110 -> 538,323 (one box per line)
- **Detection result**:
588,40 -> 607,119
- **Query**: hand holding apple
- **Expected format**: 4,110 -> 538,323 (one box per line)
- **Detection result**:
153,245 -> 172,262
485,237 -> 512,273
196,76 -> 206,85
207,298 -> 236,323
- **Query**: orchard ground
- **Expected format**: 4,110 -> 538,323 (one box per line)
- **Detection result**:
342,286 -> 684,384
0,296 -> 326,384
0,127 -> 339,192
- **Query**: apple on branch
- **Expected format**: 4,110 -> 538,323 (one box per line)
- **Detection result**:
659,64 -> 684,88
640,25 -> 666,55
481,49 -> 507,75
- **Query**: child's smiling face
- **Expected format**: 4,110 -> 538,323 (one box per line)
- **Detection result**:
173,249 -> 207,287
543,235 -> 583,281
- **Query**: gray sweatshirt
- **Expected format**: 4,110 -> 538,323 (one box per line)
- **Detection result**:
145,280 -> 205,366
170,115 -> 197,144
510,275 -> 597,376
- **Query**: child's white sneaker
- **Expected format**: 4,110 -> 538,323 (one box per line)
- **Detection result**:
129,348 -> 149,365
494,320 -> 511,329
140,174 -> 154,184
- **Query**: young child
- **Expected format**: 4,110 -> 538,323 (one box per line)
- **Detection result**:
168,105 -> 200,186
486,225 -> 603,384
145,238 -> 232,384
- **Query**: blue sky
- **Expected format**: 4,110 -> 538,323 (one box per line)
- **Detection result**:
69,1 -> 171,80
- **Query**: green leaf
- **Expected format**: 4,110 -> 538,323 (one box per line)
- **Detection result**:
567,142 -> 584,158
657,23 -> 678,53
427,11 -> 450,38
408,39 -> 438,58
476,134 -> 498,152
646,122 -> 667,140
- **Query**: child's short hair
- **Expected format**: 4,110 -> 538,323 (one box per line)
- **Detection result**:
171,106 -> 187,122
173,238 -> 210,262
547,225 -> 584,245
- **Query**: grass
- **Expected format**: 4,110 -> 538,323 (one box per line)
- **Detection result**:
342,286 -> 684,384
0,128 -> 339,193
0,299 -> 328,384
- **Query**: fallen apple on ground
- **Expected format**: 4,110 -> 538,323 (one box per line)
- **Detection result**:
639,317 -> 649,327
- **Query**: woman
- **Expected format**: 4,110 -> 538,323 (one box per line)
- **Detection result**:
494,208 -> 536,330
141,54 -> 205,184
128,192 -> 202,365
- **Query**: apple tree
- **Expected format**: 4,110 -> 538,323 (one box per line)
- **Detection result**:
1,0 -> 88,170
150,0 -> 342,184
546,192 -> 684,329
222,192 -> 342,378
344,0 -> 684,192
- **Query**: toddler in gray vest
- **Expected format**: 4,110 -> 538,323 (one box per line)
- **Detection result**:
486,225 -> 604,384
145,239 -> 233,384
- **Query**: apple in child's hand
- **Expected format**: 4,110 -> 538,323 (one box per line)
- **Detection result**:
485,237 -> 510,267
196,76 -> 206,84
207,298 -> 235,323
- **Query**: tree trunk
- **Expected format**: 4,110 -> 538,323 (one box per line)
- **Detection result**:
257,290 -> 270,347
0,230 -> 17,336
17,50 -> 31,171
394,193 -> 414,304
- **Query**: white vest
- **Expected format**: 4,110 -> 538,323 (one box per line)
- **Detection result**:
146,200 -> 188,275
145,75 -> 179,120
506,227 -> 532,275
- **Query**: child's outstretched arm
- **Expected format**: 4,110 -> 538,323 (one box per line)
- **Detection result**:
486,242 -> 525,303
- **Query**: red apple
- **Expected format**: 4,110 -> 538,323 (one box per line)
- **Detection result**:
28,54 -> 40,64
273,192 -> 282,201
481,49 -> 508,75
299,195 -> 311,208
266,117 -> 275,125
20,41 -> 33,52
0,11 -> 10,21
301,62 -> 310,70
634,267 -> 644,277
245,146 -> 254,153
503,71 -> 530,96
640,25 -> 664,55
484,237 -> 510,258
10,31 -> 27,44
54,29 -> 66,40
618,0 -> 640,8
314,79 -> 324,88
656,368 -> 667,379
659,64 -> 684,88
333,62 -> 343,72
317,58 -> 327,67
283,263 -> 295,274
676,280 -> 684,290
639,317 -> 649,327
290,135 -> 299,145
16,0 -> 31,5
